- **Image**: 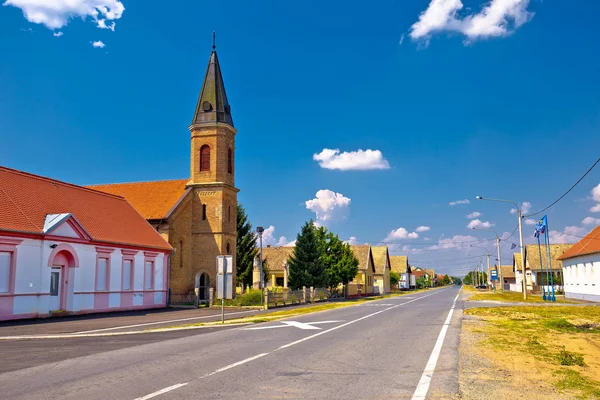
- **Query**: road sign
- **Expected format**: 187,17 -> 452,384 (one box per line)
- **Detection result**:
216,255 -> 233,300
490,269 -> 498,281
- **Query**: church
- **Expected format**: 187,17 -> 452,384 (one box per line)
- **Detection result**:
90,43 -> 238,303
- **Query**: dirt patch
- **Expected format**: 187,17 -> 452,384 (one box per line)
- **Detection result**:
460,306 -> 600,399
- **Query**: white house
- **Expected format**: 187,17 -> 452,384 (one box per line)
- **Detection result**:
559,225 -> 600,302
0,166 -> 172,321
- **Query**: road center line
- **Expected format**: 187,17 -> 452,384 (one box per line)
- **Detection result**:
130,288 -> 450,400
71,310 -> 259,334
133,383 -> 188,400
411,289 -> 461,400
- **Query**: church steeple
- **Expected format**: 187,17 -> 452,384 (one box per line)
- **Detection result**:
191,34 -> 234,128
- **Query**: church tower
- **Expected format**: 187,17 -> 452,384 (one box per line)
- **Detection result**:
188,38 -> 238,290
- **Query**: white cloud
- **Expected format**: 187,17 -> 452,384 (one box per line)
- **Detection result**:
466,211 -> 482,219
467,219 -> 495,229
592,184 -> 600,202
416,226 -> 431,233
53,31 -> 63,37
3,0 -> 125,30
409,0 -> 534,45
582,217 -> 600,226
591,204 -> 600,213
524,219 -> 535,225
305,189 -> 351,223
449,199 -> 470,206
428,234 -> 478,250
424,237 -> 432,241
384,227 -> 419,242
510,201 -> 532,215
91,40 -> 105,48
549,226 -> 585,244
259,225 -> 291,247
285,240 -> 296,247
345,236 -> 360,245
313,148 -> 390,171
399,34 -> 405,45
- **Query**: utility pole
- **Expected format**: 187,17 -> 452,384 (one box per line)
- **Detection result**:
518,209 -> 527,299
486,251 -> 491,291
497,235 -> 502,292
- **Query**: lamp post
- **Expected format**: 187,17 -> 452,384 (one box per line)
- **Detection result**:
470,226 -> 502,292
256,226 -> 264,290
476,196 -> 527,300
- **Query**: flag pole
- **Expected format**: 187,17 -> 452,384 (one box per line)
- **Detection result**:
545,218 -> 556,302
537,235 -> 546,301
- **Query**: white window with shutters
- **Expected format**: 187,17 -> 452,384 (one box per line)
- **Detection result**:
97,258 -> 109,291
144,261 -> 153,290
123,260 -> 132,291
0,252 -> 11,293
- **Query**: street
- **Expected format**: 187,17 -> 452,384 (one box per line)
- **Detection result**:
0,287 -> 462,400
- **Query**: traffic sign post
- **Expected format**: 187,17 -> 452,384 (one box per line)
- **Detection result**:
217,255 -> 233,323
490,269 -> 498,293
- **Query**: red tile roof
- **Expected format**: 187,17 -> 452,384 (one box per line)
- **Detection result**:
558,225 -> 600,260
0,166 -> 172,251
87,179 -> 188,220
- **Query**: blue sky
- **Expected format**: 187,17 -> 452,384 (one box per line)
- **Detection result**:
1,0 -> 600,276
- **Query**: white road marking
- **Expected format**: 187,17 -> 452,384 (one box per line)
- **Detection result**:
275,290 -> 445,351
357,303 -> 394,306
71,310 -> 259,334
128,288 -> 450,400
0,322 -> 252,340
200,353 -> 269,378
411,289 -> 461,400
134,383 -> 188,400
243,320 -> 343,331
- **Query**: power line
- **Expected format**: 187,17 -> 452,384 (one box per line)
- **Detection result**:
525,157 -> 600,218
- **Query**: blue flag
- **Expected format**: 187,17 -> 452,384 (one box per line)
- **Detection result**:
534,215 -> 547,238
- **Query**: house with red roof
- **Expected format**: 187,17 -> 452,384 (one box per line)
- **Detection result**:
0,167 -> 172,321
558,225 -> 600,302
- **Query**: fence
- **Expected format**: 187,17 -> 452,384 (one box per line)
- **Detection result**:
265,287 -> 333,309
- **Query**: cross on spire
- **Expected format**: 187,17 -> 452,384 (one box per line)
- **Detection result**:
212,31 -> 216,50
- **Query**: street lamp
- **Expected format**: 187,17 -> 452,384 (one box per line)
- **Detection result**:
476,196 -> 527,300
256,226 -> 264,289
471,226 -> 503,292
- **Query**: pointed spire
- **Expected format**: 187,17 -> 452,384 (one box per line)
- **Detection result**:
191,33 -> 234,127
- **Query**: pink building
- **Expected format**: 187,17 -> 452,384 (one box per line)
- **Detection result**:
0,166 -> 172,321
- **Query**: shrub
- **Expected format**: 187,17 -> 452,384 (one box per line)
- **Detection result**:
226,289 -> 263,306
557,347 -> 585,366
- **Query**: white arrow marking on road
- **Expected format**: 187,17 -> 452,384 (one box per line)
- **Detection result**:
243,320 -> 343,331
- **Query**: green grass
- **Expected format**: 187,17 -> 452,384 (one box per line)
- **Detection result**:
554,369 -> 600,399
557,347 -> 585,367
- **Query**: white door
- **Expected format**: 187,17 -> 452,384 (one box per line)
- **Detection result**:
49,267 -> 62,311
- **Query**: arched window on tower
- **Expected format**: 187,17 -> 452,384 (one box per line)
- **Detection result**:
200,145 -> 210,172
227,148 -> 233,174
228,206 -> 231,222
202,204 -> 207,220
226,242 -> 231,255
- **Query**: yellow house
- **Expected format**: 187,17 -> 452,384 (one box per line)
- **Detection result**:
261,246 -> 294,288
371,246 -> 391,294
348,245 -> 375,297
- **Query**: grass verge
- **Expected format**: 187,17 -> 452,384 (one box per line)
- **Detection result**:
464,305 -> 600,399
467,290 -> 578,304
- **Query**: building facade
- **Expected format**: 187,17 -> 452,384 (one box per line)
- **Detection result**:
559,225 -> 600,302
89,45 -> 238,303
0,167 -> 172,321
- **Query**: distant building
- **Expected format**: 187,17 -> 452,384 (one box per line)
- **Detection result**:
0,167 -> 172,321
260,246 -> 293,288
513,244 -> 572,293
558,225 -> 600,302
390,255 -> 410,289
348,245 -> 375,297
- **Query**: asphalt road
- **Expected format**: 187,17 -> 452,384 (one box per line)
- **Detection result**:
0,286 -> 462,400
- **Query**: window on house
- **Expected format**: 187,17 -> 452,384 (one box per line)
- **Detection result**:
97,257 -> 109,291
200,145 -> 210,171
276,277 -> 284,287
227,148 -> 233,174
145,261 -> 154,290
202,204 -> 207,220
123,260 -> 133,290
0,251 -> 11,293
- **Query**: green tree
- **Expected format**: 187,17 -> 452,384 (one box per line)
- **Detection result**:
236,204 -> 258,289
441,274 -> 451,285
315,226 -> 359,289
288,220 -> 328,289
416,276 -> 426,289
390,271 -> 401,288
